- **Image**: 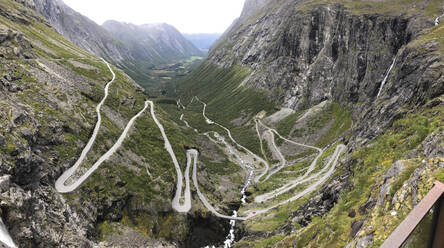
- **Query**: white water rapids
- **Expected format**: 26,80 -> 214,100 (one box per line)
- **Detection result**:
223,170 -> 254,248
0,218 -> 17,248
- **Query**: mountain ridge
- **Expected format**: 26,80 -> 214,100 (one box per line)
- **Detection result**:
183,33 -> 221,52
18,0 -> 203,89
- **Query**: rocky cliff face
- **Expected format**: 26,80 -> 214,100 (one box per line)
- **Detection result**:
31,0 -> 129,62
177,0 -> 444,247
209,0 -> 443,138
0,1 -> 239,247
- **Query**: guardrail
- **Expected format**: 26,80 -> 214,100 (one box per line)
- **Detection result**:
380,181 -> 444,248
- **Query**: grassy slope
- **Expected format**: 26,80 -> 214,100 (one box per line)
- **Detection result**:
203,0 -> 443,246
234,97 -> 443,248
176,63 -> 276,154
283,99 -> 443,248
0,0 -> 210,242
300,0 -> 443,16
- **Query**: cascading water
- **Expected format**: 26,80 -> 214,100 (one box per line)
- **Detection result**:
223,170 -> 254,248
377,56 -> 397,98
0,218 -> 17,248
435,6 -> 444,26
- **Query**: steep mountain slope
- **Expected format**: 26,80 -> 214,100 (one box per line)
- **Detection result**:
28,0 -> 130,63
103,21 -> 202,63
176,0 -> 444,247
17,0 -> 203,90
102,20 -> 204,87
183,33 -> 221,52
1,0 -> 443,247
0,1 -> 244,247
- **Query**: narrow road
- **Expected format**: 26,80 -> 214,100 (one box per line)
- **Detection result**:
254,120 -> 325,203
148,101 -> 191,213
189,149 -> 247,220
180,113 -> 194,130
255,119 -> 268,161
246,144 -> 345,218
186,97 -> 345,219
55,59 -> 149,193
254,144 -> 341,203
261,129 -> 286,181
194,97 -> 269,182
257,120 -> 322,182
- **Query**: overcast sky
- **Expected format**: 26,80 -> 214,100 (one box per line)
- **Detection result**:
62,0 -> 245,34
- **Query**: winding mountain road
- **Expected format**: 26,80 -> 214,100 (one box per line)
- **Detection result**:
55,59 -> 149,193
194,97 -> 269,182
187,97 -> 345,219
148,101 -> 191,212
53,57 -> 345,224
257,120 -> 323,183
255,119 -> 268,161
189,149 -> 247,220
246,144 -> 345,218
261,129 -> 286,181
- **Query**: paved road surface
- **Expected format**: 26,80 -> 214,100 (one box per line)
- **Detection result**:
246,145 -> 345,218
194,97 -> 269,182
148,101 -> 191,213
189,149 -> 247,220
257,120 -> 322,182
55,59 -> 149,193
186,97 -> 346,219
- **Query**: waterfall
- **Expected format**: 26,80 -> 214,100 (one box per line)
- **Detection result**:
0,218 -> 17,248
377,56 -> 397,98
435,7 -> 444,26
223,170 -> 254,248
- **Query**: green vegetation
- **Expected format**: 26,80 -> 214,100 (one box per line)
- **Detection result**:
177,64 -> 274,124
316,102 -> 352,147
231,124 -> 263,156
412,23 -> 444,53
276,111 -> 305,137
298,0 -> 442,16
200,156 -> 241,175
237,235 -> 285,248
273,99 -> 443,248
389,162 -> 419,196
273,101 -> 351,148
97,221 -> 120,240
0,1 -> 212,242
176,63 -> 276,153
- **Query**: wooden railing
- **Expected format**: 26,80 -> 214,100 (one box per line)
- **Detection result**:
380,181 -> 444,248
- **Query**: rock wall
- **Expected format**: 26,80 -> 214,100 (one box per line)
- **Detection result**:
208,0 -> 443,138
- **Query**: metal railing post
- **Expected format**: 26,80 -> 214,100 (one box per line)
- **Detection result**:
380,181 -> 444,248
432,195 -> 444,248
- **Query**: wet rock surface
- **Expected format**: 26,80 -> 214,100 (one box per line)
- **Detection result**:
209,0 -> 443,141
289,167 -> 352,228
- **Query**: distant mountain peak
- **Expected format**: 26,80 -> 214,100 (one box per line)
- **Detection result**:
28,0 -> 203,87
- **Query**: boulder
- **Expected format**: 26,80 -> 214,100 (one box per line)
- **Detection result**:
0,175 -> 10,193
